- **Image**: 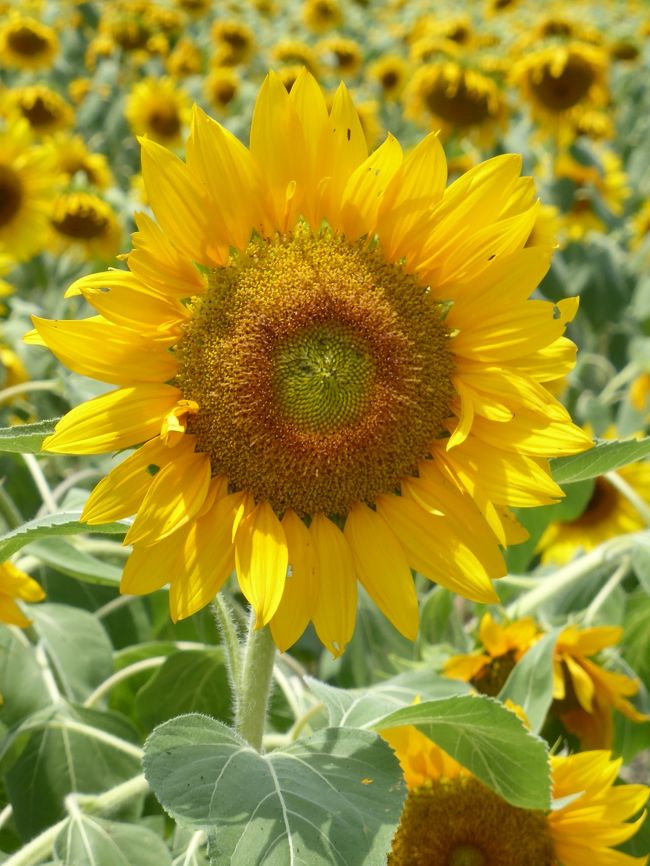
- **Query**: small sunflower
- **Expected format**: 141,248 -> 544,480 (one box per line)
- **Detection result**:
166,38 -> 203,77
511,43 -> 609,129
271,39 -> 319,77
553,624 -> 649,748
0,118 -> 60,261
210,19 -> 255,66
7,85 -> 74,138
203,67 -> 240,114
173,0 -> 213,17
404,62 -> 508,144
0,562 -> 45,627
33,71 -> 590,655
629,372 -> 650,410
631,200 -> 650,250
383,723 -> 649,866
0,342 -> 28,389
318,37 -> 363,79
125,77 -> 191,147
302,0 -> 342,33
368,54 -> 409,101
53,134 -> 114,190
0,14 -> 59,70
443,612 -> 540,695
0,254 -> 16,302
49,192 -> 122,261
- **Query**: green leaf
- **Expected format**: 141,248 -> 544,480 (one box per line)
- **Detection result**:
144,715 -> 404,866
0,628 -> 51,728
27,536 -> 122,586
30,603 -> 113,702
0,511 -> 125,561
631,538 -> 650,595
307,670 -> 470,729
4,703 -> 142,839
551,438 -> 650,484
54,815 -> 172,866
135,649 -> 232,731
498,631 -> 559,734
622,593 -> 650,688
373,695 -> 551,810
0,419 -> 59,453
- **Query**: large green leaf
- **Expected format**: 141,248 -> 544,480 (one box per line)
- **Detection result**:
372,695 -> 551,810
0,511 -> 125,561
4,703 -> 142,840
27,536 -> 122,586
498,631 -> 559,734
144,715 -> 404,866
306,670 -> 470,729
30,603 -> 113,702
0,419 -> 58,453
135,649 -> 232,731
551,438 -> 650,484
0,628 -> 51,728
54,815 -> 173,866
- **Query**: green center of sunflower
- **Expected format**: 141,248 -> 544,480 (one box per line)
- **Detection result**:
0,165 -> 23,228
176,228 -> 455,517
388,777 -> 555,866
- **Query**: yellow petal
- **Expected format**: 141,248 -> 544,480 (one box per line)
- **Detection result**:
343,501 -> 419,640
43,385 -> 182,455
235,501 -> 288,628
288,69 -> 330,225
121,529 -> 185,595
32,316 -> 177,385
338,134 -> 403,239
310,513 -> 357,657
270,509 -> 319,652
128,212 -> 206,299
124,447 -> 211,546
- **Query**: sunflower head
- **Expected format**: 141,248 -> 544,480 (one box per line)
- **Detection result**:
35,70 -> 590,654
53,134 -> 114,190
368,54 -> 409,100
50,191 -> 122,261
318,37 -> 363,79
8,85 -> 74,137
302,0 -> 342,33
166,37 -> 203,77
210,19 -> 255,66
125,77 -> 191,146
271,39 -> 319,78
0,15 -> 59,70
204,66 -> 240,113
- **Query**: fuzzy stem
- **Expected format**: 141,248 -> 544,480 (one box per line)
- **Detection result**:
234,612 -> 276,751
212,593 -> 244,697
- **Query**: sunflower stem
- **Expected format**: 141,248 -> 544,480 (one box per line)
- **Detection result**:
234,612 -> 276,752
212,593 -> 244,697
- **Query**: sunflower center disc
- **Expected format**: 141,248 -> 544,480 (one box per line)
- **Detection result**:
177,229 -> 455,517
388,777 -> 555,866
7,26 -> 49,56
0,165 -> 23,227
52,205 -> 109,240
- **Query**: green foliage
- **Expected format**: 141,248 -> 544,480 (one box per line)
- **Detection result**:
498,631 -> 558,734
551,437 -> 650,484
0,512 -> 125,561
0,420 -> 58,454
144,715 -> 404,866
53,815 -> 173,866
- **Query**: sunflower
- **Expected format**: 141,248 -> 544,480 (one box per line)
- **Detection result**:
49,192 -> 122,261
368,54 -> 409,101
0,118 -> 60,262
302,0 -> 342,33
0,562 -> 45,627
0,254 -> 16,302
33,71 -> 590,655
0,14 -> 59,70
271,39 -> 319,77
537,455 -> 650,564
125,78 -> 191,147
7,85 -> 74,138
210,19 -> 255,66
317,37 -> 363,79
631,200 -> 650,250
166,38 -> 203,77
383,722 -> 649,866
53,134 -> 114,190
511,43 -> 609,129
443,612 -> 540,695
203,67 -> 240,114
404,62 -> 508,145
629,372 -> 650,410
553,624 -> 649,748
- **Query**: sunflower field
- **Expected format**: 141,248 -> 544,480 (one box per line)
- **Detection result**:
1,0 -> 650,863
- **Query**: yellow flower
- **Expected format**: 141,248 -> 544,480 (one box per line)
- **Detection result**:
368,54 -> 409,101
0,14 -> 58,70
166,37 -> 203,78
404,62 -> 508,145
6,85 -> 74,137
302,0 -> 342,33
203,67 -> 240,115
631,200 -> 650,250
0,562 -> 45,627
443,612 -> 540,695
33,71 -> 590,655
0,253 -> 16,302
0,342 -> 29,390
210,19 -> 255,66
125,77 -> 191,147
317,37 -> 363,79
383,724 -> 649,866
630,372 -> 650,411
553,624 -> 649,749
511,43 -> 609,131
53,134 -> 114,190
49,192 -> 122,262
271,39 -> 320,78
0,118 -> 60,261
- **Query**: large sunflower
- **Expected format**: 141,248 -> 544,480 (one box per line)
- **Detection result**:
383,721 -> 649,866
0,118 -> 60,261
32,71 -> 590,655
0,15 -> 59,71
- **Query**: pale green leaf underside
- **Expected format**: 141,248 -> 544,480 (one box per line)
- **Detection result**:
498,630 -> 559,735
372,695 -> 551,810
0,511 -> 125,561
0,419 -> 58,453
551,437 -> 650,484
144,715 -> 404,866
54,815 -> 173,866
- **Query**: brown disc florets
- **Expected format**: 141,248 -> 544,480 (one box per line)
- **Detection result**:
176,229 -> 455,516
0,165 -> 22,228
